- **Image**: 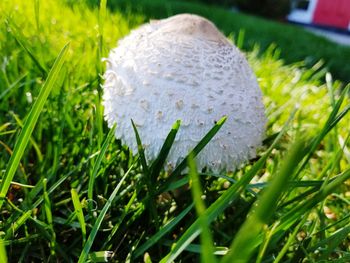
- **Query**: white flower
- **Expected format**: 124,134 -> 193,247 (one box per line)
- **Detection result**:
103,14 -> 266,171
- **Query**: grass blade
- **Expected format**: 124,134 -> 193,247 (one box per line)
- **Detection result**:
149,120 -> 181,181
9,111 -> 43,162
273,216 -> 309,263
158,116 -> 227,194
43,179 -> 56,256
163,242 -> 229,256
99,0 -> 107,36
71,189 -> 87,244
88,124 -> 116,204
89,251 -> 114,262
0,239 -> 7,263
34,0 -> 40,32
320,168 -> 350,198
95,0 -> 107,146
5,210 -> 32,239
98,0 -> 107,62
236,29 -> 245,49
222,139 -> 307,263
0,43 -> 70,209
131,119 -> 149,175
327,104 -> 350,132
77,162 -> 135,263
188,154 -> 217,263
131,120 -> 159,229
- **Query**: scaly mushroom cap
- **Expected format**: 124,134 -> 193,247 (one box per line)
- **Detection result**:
103,14 -> 266,171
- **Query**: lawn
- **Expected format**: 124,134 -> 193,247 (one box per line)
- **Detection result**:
0,0 -> 349,262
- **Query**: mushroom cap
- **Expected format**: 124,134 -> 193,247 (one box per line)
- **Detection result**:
103,14 -> 266,171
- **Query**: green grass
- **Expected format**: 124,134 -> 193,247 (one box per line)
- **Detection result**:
0,0 -> 350,262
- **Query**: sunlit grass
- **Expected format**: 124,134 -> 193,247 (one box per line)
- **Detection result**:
0,0 -> 349,262
107,0 -> 350,83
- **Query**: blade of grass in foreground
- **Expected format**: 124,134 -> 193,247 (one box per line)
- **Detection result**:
131,119 -> 149,175
88,124 -> 116,208
222,138 -> 307,263
71,189 -> 87,244
0,43 -> 70,209
150,120 -> 181,181
160,109 -> 295,263
77,162 -> 136,263
132,119 -> 181,231
158,116 -> 227,194
0,238 -> 7,263
188,154 -> 217,263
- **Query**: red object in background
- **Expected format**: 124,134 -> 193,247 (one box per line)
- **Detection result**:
313,0 -> 350,30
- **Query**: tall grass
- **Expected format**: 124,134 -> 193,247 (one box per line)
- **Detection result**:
0,43 -> 69,209
0,0 -> 349,262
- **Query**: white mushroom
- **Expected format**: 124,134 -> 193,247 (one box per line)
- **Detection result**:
102,14 -> 266,171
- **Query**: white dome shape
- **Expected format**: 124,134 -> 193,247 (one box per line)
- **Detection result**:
103,14 -> 266,171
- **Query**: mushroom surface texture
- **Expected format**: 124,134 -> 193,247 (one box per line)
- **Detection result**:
102,14 -> 266,171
